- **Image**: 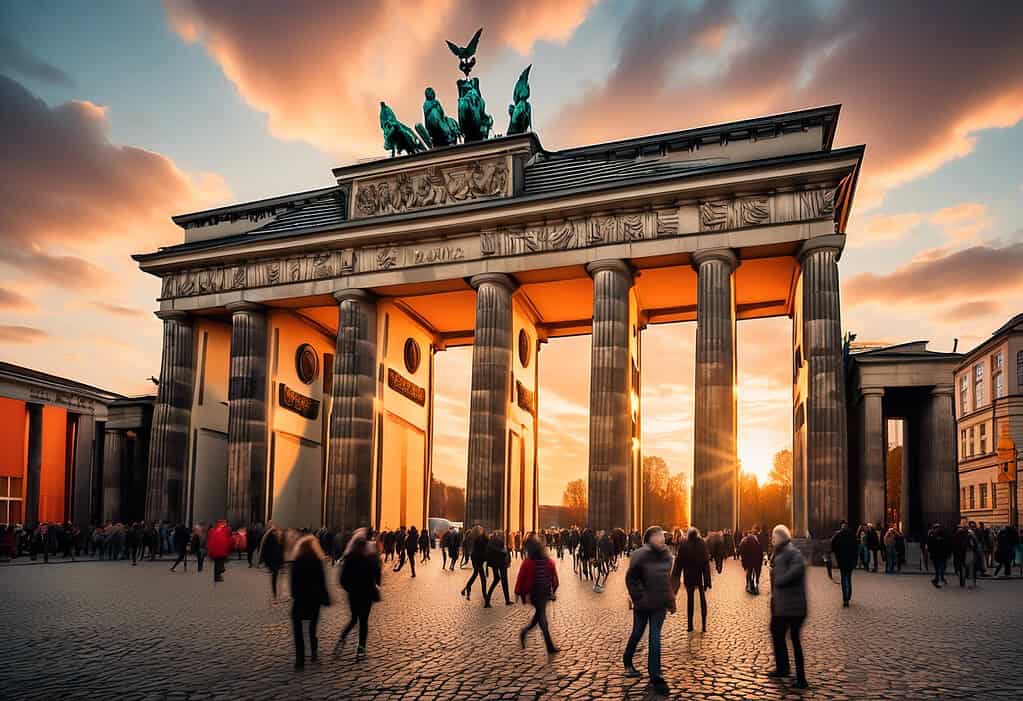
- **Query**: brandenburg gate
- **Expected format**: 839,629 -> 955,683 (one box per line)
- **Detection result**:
135,104 -> 863,542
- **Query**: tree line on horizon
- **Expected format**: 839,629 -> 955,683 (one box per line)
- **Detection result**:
429,448 -> 795,531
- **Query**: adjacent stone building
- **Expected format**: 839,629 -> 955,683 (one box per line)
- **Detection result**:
956,314 -> 1023,527
0,362 -> 154,526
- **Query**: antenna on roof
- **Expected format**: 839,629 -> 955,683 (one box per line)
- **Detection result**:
953,338 -> 959,353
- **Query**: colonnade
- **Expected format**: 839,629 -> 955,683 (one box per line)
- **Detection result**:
146,242 -> 850,541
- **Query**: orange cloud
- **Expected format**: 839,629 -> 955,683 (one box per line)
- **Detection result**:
845,241 -> 1023,306
0,75 -> 229,289
164,0 -> 596,156
545,1 -> 1023,210
0,325 -> 50,344
0,288 -> 37,312
930,203 -> 992,243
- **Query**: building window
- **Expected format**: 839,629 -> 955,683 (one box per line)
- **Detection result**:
961,487 -> 966,507
995,372 -> 1004,399
980,423 -> 988,454
1018,351 -> 1023,391
980,483 -> 988,508
960,374 -> 969,416
969,485 -> 975,510
969,427 -> 975,456
0,476 -> 23,525
992,483 -> 998,509
975,363 -> 984,409
961,429 -> 967,458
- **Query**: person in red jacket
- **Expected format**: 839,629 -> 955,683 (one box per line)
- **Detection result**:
207,520 -> 232,583
514,535 -> 560,654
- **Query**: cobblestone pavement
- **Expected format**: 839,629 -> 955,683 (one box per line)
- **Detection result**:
3,551 -> 1022,701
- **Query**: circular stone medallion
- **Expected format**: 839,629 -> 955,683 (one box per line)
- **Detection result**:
404,338 -> 422,374
296,343 -> 319,385
518,328 -> 531,367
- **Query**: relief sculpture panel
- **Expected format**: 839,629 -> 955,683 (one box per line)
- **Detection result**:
352,156 -> 511,218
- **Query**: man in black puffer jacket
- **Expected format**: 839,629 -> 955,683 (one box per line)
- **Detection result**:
623,526 -> 675,697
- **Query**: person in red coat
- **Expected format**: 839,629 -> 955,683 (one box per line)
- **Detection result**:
514,535 -> 560,654
207,520 -> 232,583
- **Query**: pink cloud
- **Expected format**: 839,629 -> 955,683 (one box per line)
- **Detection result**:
164,0 -> 596,155
0,325 -> 50,344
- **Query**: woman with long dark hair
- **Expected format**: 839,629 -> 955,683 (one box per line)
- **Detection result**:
337,527 -> 382,660
289,535 -> 331,670
514,535 -> 560,654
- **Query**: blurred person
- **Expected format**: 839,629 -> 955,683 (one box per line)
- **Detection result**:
767,525 -> 808,689
672,527 -> 711,632
337,527 -> 381,660
170,523 -> 190,572
515,535 -> 560,655
740,526 -> 765,595
289,535 -> 330,669
830,521 -> 858,606
207,519 -> 232,583
260,524 -> 285,598
485,530 -> 513,606
461,526 -> 489,601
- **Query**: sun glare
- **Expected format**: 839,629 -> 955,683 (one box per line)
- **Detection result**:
739,432 -> 774,484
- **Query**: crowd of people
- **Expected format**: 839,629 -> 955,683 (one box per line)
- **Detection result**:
5,513 -> 1022,696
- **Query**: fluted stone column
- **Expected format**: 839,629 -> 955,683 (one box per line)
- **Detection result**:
586,260 -> 634,530
799,235 -> 849,538
692,249 -> 738,533
860,388 -> 885,526
225,302 -> 269,528
465,273 -> 515,531
145,311 -> 195,524
919,386 -> 957,529
24,403 -> 43,526
325,290 -> 378,531
102,430 -> 125,523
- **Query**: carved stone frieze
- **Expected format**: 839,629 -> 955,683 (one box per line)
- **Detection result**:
698,185 -> 838,232
161,249 -> 355,299
351,156 -> 510,218
479,210 -> 662,257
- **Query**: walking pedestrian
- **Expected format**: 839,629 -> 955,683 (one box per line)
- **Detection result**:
207,519 -> 232,583
739,526 -> 765,595
672,527 -> 711,632
927,522 -> 949,587
336,527 -> 382,660
260,524 -> 285,598
515,535 -> 560,655
767,525 -> 808,689
623,526 -> 674,697
830,521 -> 858,606
289,535 -> 331,670
461,526 -> 489,601
485,530 -> 513,606
170,523 -> 190,572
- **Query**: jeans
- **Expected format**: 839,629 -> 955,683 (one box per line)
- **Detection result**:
463,563 -> 487,598
839,567 -> 853,602
770,615 -> 806,682
292,607 -> 321,663
623,608 -> 666,681
171,550 -> 188,571
196,549 -> 205,572
523,598 -> 556,651
885,545 -> 897,573
270,565 -> 281,597
685,584 -> 707,630
746,566 -> 761,593
213,557 -> 226,582
932,557 -> 946,583
487,565 -> 510,604
341,598 -> 372,648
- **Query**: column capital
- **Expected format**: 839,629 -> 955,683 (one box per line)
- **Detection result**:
585,259 -> 633,282
798,233 -> 847,262
333,288 -> 375,304
861,386 -> 885,398
154,310 -> 190,322
469,272 -> 517,292
225,301 -> 265,314
691,248 -> 738,272
931,385 -> 955,397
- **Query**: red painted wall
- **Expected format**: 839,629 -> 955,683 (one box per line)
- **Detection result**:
0,397 -> 26,479
39,405 -> 67,523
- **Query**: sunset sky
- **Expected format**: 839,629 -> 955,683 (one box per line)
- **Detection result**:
1,1 -> 1021,503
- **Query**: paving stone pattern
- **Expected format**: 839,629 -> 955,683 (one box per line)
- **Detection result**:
3,552 -> 1022,700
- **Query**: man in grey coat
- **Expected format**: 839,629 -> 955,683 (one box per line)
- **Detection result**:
768,524 -> 809,689
623,526 -> 675,697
